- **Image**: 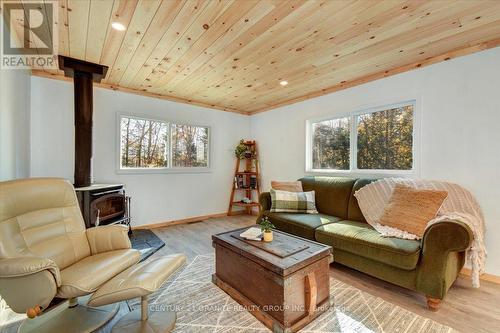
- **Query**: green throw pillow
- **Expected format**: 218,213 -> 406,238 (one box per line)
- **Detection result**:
270,189 -> 318,214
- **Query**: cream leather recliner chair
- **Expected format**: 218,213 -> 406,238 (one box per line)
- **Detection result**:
0,178 -> 141,332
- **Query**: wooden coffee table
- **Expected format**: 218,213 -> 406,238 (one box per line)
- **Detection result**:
212,226 -> 333,333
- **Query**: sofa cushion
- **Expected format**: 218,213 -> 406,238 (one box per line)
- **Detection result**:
265,212 -> 341,240
300,177 -> 356,219
315,220 -> 421,270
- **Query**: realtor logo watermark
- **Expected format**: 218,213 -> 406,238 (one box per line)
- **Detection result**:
1,0 -> 58,69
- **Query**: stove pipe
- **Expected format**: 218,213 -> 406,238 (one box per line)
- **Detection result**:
58,56 -> 108,187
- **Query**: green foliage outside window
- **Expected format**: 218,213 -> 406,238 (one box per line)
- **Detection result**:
312,117 -> 350,170
357,105 -> 413,170
311,103 -> 414,171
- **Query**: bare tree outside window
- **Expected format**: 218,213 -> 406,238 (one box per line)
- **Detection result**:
357,105 -> 413,170
171,125 -> 209,167
120,117 -> 168,168
120,116 -> 210,170
312,117 -> 350,170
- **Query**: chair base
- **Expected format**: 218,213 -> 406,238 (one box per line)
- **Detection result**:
18,296 -> 119,333
112,308 -> 176,333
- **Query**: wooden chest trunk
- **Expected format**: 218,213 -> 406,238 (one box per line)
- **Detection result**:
212,227 -> 333,333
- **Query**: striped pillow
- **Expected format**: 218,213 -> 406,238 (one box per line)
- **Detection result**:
270,189 -> 318,214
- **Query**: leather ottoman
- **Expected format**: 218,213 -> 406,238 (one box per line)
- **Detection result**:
88,254 -> 186,333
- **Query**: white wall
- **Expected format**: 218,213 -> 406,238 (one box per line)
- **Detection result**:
0,13 -> 31,181
251,47 -> 500,275
0,68 -> 31,180
30,77 -> 250,226
27,47 -> 500,274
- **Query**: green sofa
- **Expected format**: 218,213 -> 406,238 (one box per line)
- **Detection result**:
258,176 -> 472,310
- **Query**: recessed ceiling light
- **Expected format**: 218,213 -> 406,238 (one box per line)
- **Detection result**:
280,80 -> 288,86
111,22 -> 126,31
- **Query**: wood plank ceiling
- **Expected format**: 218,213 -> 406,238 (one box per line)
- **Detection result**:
23,0 -> 500,114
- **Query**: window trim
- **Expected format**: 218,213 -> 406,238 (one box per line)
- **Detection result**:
116,113 -> 212,174
306,99 -> 420,177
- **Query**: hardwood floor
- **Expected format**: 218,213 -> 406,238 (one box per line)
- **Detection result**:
147,215 -> 500,333
2,215 -> 497,333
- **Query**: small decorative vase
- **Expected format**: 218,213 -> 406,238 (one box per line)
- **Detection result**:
263,231 -> 273,242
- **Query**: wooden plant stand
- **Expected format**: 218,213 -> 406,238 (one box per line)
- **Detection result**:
228,140 -> 261,215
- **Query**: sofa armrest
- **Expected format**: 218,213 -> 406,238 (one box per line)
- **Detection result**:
86,224 -> 131,255
0,257 -> 60,313
422,219 -> 472,252
259,192 -> 271,211
416,220 -> 472,298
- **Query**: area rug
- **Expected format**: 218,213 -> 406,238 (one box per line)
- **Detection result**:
127,255 -> 458,333
129,229 -> 165,262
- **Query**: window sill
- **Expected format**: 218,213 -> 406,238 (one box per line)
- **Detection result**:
305,168 -> 415,178
116,167 -> 212,175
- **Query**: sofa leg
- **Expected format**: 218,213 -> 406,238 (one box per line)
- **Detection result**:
426,296 -> 441,311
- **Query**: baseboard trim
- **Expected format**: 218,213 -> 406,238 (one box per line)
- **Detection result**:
131,211 -> 248,230
460,268 -> 500,285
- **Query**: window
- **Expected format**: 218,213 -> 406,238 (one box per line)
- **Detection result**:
307,101 -> 416,173
171,124 -> 209,167
357,104 -> 413,170
119,115 -> 210,171
312,117 -> 350,170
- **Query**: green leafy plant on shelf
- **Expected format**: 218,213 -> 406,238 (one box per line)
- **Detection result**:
234,139 -> 247,159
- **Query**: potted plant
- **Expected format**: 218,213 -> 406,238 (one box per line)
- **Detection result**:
259,216 -> 275,242
234,139 -> 247,159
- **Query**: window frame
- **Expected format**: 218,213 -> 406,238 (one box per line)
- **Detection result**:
306,99 -> 419,177
116,113 -> 211,174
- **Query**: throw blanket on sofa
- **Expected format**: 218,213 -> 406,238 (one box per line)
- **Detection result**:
354,178 -> 486,288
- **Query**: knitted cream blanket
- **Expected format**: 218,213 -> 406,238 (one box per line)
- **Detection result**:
354,178 -> 486,288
